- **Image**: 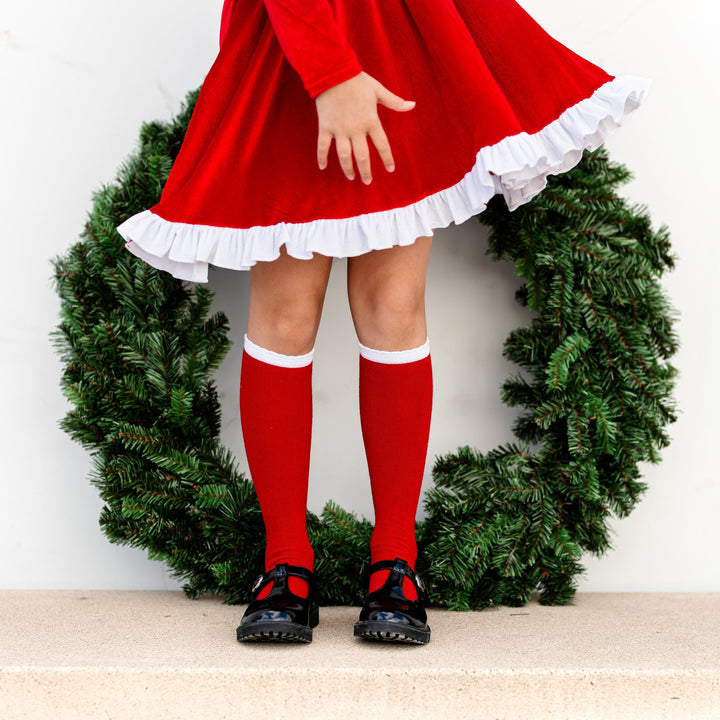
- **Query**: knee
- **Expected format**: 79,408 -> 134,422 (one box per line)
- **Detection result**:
249,291 -> 325,355
350,284 -> 427,350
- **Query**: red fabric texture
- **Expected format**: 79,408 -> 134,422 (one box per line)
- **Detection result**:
239,349 -> 314,598
150,0 -> 613,232
220,0 -> 362,97
360,353 -> 433,601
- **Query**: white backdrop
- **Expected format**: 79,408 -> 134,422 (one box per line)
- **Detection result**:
1,0 -> 718,592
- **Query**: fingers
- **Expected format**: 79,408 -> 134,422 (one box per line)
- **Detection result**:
335,135 -> 355,181
319,128 -> 394,183
337,134 -> 372,184
351,134 -> 372,184
322,131 -> 392,184
317,129 -> 332,171
368,124 -> 395,173
370,79 -> 414,174
315,72 -> 413,181
375,83 -> 416,113
317,125 -> 360,184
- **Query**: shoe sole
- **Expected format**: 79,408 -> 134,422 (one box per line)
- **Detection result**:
353,621 -> 430,645
237,621 -> 313,643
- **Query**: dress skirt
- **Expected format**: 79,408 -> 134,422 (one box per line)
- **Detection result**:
117,0 -> 650,283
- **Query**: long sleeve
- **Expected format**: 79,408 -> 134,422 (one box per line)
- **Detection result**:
262,0 -> 363,98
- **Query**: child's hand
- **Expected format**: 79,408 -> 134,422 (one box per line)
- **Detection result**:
315,71 -> 415,185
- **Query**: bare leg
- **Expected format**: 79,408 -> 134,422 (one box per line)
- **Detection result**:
347,236 -> 434,599
247,246 -> 333,354
241,247 -> 333,599
346,235 -> 432,350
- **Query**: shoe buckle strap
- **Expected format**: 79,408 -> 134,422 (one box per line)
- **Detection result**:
251,563 -> 292,595
381,558 -> 426,595
250,573 -> 265,594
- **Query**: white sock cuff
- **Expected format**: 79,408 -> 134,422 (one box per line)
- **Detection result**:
243,334 -> 314,368
358,337 -> 430,364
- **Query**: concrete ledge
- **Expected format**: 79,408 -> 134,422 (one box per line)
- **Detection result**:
1,591 -> 718,719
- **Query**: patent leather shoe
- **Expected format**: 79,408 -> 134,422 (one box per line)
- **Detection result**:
353,558 -> 431,644
236,563 -> 319,643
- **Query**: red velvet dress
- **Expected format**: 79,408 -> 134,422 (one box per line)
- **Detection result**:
117,0 -> 650,282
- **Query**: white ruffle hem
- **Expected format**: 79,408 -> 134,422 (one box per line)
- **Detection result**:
117,75 -> 650,283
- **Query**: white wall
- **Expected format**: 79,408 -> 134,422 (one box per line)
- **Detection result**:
1,0 -> 718,593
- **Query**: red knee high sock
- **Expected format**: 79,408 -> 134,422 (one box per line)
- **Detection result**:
239,336 -> 314,598
359,340 -> 433,601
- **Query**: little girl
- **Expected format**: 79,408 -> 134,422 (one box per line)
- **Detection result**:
117,0 -> 649,644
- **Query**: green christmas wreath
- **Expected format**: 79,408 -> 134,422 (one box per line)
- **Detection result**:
52,88 -> 678,609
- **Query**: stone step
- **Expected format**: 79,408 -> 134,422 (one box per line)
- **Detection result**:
1,591 -> 718,719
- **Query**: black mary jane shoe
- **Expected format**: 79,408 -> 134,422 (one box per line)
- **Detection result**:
353,558 -> 431,645
236,563 -> 319,643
